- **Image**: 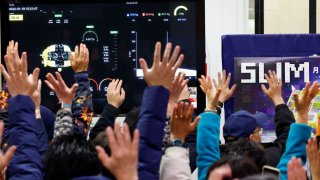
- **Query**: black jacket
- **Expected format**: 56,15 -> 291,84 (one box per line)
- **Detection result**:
220,104 -> 295,167
89,104 -> 120,140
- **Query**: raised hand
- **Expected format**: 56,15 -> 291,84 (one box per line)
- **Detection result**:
212,70 -> 236,103
170,102 -> 200,142
261,70 -> 284,106
70,43 -> 89,73
5,41 -> 19,73
0,122 -> 16,171
287,157 -> 307,180
306,138 -> 320,180
0,41 -> 40,97
169,72 -> 189,103
293,81 -> 320,124
106,79 -> 125,108
31,80 -> 42,110
166,73 -> 189,116
198,75 -> 221,111
139,42 -> 184,90
96,123 -> 139,180
45,72 -> 78,105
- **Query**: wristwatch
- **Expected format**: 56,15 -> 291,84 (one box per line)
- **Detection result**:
168,138 -> 186,148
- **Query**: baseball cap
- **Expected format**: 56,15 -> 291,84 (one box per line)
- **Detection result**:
223,110 -> 267,139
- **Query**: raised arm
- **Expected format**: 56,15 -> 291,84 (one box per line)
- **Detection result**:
197,75 -> 222,180
89,79 -> 125,140
70,43 -> 93,132
137,42 -> 184,179
0,40 -> 43,179
160,102 -> 199,180
277,81 -> 319,180
261,70 -> 295,147
45,72 -> 78,138
31,80 -> 48,155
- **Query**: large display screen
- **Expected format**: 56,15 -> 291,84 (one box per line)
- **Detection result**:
1,0 -> 205,113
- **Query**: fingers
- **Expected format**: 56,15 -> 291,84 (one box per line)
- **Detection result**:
191,116 -> 200,130
4,55 -> 14,76
121,88 -> 126,99
106,126 -> 117,151
229,84 -> 237,95
21,52 -> 28,78
74,45 -> 79,59
213,88 -> 222,103
2,146 -> 16,168
32,68 -> 40,84
80,44 -> 85,61
132,129 -> 140,154
139,58 -> 149,77
264,73 -> 271,84
172,54 -> 184,72
55,72 -> 67,88
96,146 -> 110,168
70,83 -> 79,95
122,123 -> 131,145
225,72 -> 231,86
218,72 -> 222,85
293,93 -> 299,105
168,45 -> 181,67
153,42 -> 161,65
36,80 -> 42,92
261,84 -> 268,94
309,81 -> 320,98
222,70 -> 226,83
212,78 -> 218,89
116,80 -> 123,92
186,103 -> 194,118
162,43 -> 172,65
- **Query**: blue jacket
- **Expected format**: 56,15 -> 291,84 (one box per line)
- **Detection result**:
137,86 -> 169,180
7,95 -> 43,179
276,123 -> 312,180
197,112 -> 221,180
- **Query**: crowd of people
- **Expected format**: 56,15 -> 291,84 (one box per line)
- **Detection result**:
0,40 -> 319,180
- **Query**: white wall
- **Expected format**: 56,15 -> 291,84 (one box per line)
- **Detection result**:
205,0 -> 250,144
264,0 -> 309,34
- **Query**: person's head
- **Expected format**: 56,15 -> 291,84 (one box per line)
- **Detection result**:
228,139 -> 267,172
44,133 -> 102,180
124,107 -> 140,136
206,155 -> 259,180
223,110 -> 267,143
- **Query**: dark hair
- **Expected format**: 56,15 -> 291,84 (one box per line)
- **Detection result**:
241,174 -> 278,180
92,131 -> 116,180
206,155 -> 259,180
228,139 -> 267,172
92,131 -> 110,155
44,133 -> 101,180
123,107 -> 140,136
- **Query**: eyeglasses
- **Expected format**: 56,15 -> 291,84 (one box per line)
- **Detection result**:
253,128 -> 263,135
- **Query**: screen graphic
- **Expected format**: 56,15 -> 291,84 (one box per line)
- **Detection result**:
3,1 -> 203,113
234,57 -> 320,132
